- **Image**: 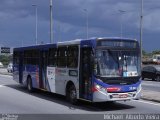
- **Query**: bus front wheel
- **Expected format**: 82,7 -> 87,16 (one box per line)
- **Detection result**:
67,85 -> 77,104
27,77 -> 34,92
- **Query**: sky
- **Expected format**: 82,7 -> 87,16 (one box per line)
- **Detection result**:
0,0 -> 160,52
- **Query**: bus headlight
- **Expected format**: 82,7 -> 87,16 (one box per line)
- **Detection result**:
95,84 -> 106,91
95,84 -> 101,89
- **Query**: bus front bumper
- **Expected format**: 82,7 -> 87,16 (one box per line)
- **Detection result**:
92,86 -> 141,102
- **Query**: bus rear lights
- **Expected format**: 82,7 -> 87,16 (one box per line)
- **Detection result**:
106,87 -> 121,92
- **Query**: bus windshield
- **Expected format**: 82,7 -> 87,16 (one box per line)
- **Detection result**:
96,50 -> 140,77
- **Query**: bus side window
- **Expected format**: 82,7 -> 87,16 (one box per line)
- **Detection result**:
24,50 -> 39,65
48,48 -> 57,67
67,46 -> 78,68
57,47 -> 67,67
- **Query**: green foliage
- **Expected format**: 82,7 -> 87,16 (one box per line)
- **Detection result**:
142,50 -> 147,56
143,49 -> 160,57
142,49 -> 152,57
152,50 -> 160,55
0,55 -> 12,66
142,50 -> 159,64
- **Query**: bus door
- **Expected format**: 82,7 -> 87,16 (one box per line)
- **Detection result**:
39,49 -> 48,89
19,51 -> 23,84
79,47 -> 93,100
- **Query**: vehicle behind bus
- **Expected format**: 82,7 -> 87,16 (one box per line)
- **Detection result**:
152,54 -> 160,64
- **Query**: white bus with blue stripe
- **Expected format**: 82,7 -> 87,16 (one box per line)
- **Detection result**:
13,37 -> 141,104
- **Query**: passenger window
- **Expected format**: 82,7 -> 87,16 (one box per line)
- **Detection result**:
67,46 -> 79,68
48,48 -> 57,66
57,47 -> 67,67
24,50 -> 39,65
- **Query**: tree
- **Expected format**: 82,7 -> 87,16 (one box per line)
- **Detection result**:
0,55 -> 12,66
152,50 -> 160,55
142,50 -> 147,56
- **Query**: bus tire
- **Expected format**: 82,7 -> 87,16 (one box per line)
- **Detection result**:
27,77 -> 34,92
67,85 -> 77,104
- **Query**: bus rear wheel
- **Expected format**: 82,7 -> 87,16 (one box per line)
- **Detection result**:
67,85 -> 77,104
27,77 -> 34,92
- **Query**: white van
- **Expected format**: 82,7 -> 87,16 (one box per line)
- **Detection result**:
7,62 -> 13,72
152,54 -> 160,64
0,62 -> 4,68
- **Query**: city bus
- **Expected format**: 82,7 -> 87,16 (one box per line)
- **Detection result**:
13,37 -> 141,104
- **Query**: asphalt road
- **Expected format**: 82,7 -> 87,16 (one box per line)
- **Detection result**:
0,75 -> 160,120
142,79 -> 160,92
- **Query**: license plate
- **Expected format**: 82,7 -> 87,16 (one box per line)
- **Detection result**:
112,94 -> 128,98
119,94 -> 128,98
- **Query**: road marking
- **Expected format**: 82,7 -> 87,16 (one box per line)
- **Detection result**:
135,100 -> 160,107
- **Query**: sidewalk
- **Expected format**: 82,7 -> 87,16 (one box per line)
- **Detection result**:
141,89 -> 160,103
0,68 -> 12,76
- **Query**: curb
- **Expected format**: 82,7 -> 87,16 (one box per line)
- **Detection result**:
141,97 -> 160,103
141,89 -> 160,103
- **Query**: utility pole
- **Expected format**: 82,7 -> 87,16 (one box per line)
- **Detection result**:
83,9 -> 89,39
32,4 -> 38,45
140,0 -> 143,68
50,0 -> 53,43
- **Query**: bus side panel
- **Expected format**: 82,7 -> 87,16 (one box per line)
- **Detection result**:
54,68 -> 66,95
19,52 -> 23,84
31,65 -> 39,89
53,68 -> 79,96
13,50 -> 23,84
13,64 -> 20,83
22,64 -> 39,88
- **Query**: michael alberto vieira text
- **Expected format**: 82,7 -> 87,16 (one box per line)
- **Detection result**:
104,114 -> 160,120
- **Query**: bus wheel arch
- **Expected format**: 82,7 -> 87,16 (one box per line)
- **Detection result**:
66,81 -> 77,104
27,75 -> 34,92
